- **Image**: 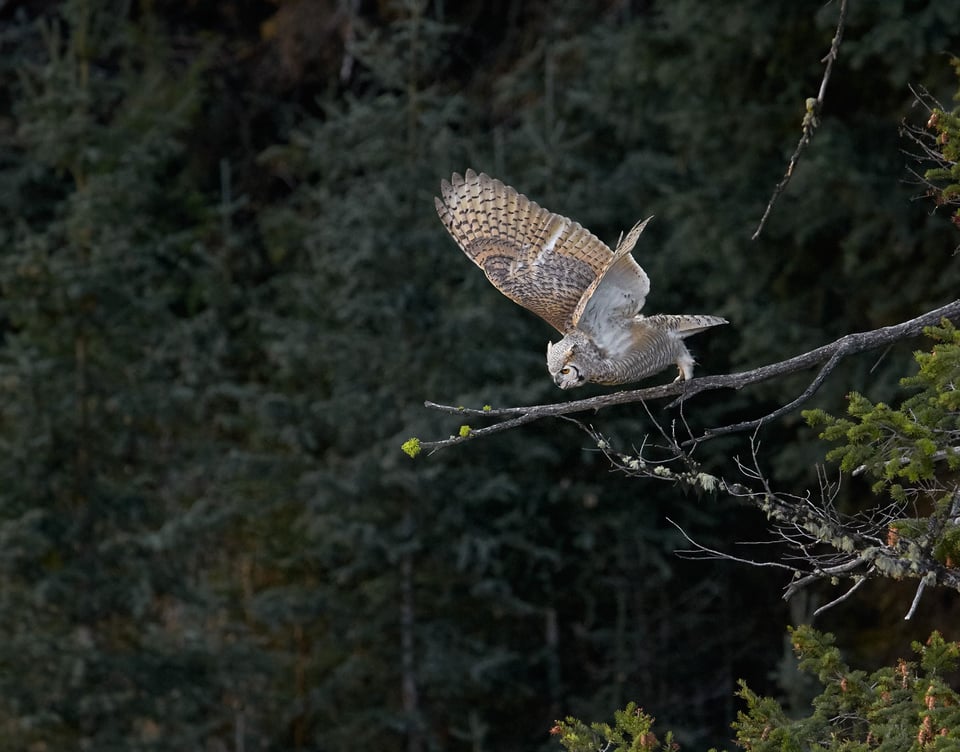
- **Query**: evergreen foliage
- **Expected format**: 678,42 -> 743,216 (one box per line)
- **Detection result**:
806,322 -> 960,573
807,323 -> 960,492
553,626 -> 960,752
0,2 -> 246,748
922,56 -> 960,226
552,702 -> 677,752
0,0 -> 958,750
734,626 -> 960,752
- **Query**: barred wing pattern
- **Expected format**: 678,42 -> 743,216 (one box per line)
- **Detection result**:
435,169 -> 727,388
435,169 -> 648,335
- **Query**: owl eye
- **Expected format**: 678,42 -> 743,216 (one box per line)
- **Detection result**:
560,367 -> 572,375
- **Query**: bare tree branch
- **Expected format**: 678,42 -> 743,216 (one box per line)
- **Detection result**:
666,517 -> 796,571
905,576 -> 932,620
785,558 -> 869,600
751,0 -> 848,240
588,404 -> 960,601
812,576 -> 868,617
436,377 -> 960,605
417,299 -> 960,453
682,347 -> 846,446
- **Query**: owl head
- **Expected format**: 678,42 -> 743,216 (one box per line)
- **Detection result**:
546,330 -> 594,389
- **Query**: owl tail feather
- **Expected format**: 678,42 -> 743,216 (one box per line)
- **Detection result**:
647,314 -> 728,338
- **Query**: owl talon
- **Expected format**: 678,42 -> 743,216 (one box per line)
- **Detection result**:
675,354 -> 694,382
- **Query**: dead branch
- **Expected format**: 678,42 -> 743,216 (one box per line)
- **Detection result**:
755,477 -> 960,598
752,0 -> 848,240
590,422 -> 960,603
681,347 -> 845,446
812,576 -> 868,616
417,299 -> 960,453
666,517 -> 796,571
905,576 -> 931,620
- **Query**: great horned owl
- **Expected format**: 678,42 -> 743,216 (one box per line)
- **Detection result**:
435,170 -> 727,389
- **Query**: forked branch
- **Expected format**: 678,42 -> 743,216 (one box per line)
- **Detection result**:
584,419 -> 960,610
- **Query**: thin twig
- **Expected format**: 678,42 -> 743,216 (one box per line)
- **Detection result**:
905,577 -> 929,620
421,411 -> 548,455
752,0 -> 848,240
783,557 -> 867,600
666,517 -> 795,570
685,346 -> 846,446
812,575 -> 868,617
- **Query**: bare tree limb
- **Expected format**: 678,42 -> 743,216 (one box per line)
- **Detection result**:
683,347 -> 845,446
751,0 -> 848,240
812,576 -> 868,617
588,411 -> 960,601
783,558 -> 867,599
905,576 -> 931,620
417,299 -> 960,453
666,517 -> 796,571
485,386 -> 960,604
854,446 -> 960,476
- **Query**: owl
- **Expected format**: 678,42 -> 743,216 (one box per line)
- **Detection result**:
435,169 -> 727,389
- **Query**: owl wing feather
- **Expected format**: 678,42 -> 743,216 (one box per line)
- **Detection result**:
436,169 -> 648,334
570,217 -> 652,346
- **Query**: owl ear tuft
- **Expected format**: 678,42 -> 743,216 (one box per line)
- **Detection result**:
547,340 -> 575,361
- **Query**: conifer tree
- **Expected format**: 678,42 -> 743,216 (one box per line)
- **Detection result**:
253,2 -> 770,748
0,3 -> 250,748
1,1 -> 958,750
553,626 -> 960,752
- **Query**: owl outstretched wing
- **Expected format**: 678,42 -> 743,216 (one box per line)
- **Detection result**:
571,217 -> 652,350
435,169 -> 649,334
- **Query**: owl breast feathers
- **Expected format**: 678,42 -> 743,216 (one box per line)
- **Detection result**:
435,169 -> 727,389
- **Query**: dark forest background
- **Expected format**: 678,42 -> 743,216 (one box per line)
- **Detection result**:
0,1 -> 959,750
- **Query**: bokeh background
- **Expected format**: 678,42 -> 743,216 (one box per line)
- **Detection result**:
1,1 -> 959,750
